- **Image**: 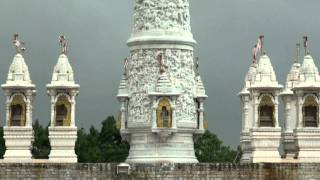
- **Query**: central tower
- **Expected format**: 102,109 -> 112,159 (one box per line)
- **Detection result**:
118,0 -> 206,163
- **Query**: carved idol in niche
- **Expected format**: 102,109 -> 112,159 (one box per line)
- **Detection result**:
156,98 -> 172,128
161,106 -> 169,127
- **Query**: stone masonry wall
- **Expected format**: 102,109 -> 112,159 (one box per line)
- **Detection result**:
0,163 -> 319,179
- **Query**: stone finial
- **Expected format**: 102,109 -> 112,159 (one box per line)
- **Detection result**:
13,34 -> 26,53
59,35 -> 68,55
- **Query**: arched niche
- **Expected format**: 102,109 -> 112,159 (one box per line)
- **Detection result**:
303,95 -> 318,127
258,95 -> 275,127
156,97 -> 172,128
55,95 -> 71,126
10,95 -> 26,126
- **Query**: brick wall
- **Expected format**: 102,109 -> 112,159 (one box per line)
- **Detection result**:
0,163 -> 319,179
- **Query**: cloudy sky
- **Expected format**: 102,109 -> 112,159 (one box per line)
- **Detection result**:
0,0 -> 319,148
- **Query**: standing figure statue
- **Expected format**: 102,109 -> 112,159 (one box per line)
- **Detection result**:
59,35 -> 68,54
158,53 -> 165,74
13,34 -> 26,53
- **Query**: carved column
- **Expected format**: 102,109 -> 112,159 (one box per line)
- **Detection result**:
253,93 -> 259,128
70,95 -> 76,127
171,97 -> 177,129
152,97 -> 157,129
50,95 -> 55,127
6,95 -> 10,126
274,95 -> 279,128
198,98 -> 204,130
120,98 -> 127,130
25,94 -> 31,127
297,95 -> 303,128
284,96 -> 291,131
242,95 -> 250,131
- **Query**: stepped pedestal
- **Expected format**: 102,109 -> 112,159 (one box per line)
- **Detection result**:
49,127 -> 77,163
250,127 -> 282,163
3,126 -> 33,163
295,128 -> 320,162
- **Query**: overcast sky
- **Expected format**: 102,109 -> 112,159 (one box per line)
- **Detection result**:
0,0 -> 320,148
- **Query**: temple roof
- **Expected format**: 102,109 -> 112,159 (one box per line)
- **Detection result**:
281,62 -> 300,95
47,54 -> 79,89
195,75 -> 207,98
294,54 -> 320,89
2,53 -> 35,88
117,74 -> 129,98
250,54 -> 282,89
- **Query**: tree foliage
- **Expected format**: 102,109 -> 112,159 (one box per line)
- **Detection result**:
0,127 -> 5,158
32,120 -> 50,159
194,130 -> 241,163
0,117 -> 242,163
75,116 -> 130,163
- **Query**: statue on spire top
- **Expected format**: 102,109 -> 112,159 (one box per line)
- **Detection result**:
13,34 -> 26,53
59,35 -> 68,55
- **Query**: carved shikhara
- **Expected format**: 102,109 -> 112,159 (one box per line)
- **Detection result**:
133,0 -> 191,32
127,48 -> 197,125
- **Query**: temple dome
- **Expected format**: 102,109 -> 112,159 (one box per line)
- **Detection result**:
155,72 -> 173,93
250,54 -> 282,89
47,54 -> 79,88
117,75 -> 129,98
256,55 -> 276,80
195,75 -> 207,97
282,62 -> 300,94
2,53 -> 34,88
295,55 -> 320,89
299,55 -> 319,81
52,54 -> 74,81
245,63 -> 257,83
239,63 -> 257,95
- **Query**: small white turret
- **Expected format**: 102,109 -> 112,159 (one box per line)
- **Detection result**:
239,38 -> 283,163
47,35 -> 79,163
296,54 -> 320,88
1,34 -> 35,163
293,52 -> 320,162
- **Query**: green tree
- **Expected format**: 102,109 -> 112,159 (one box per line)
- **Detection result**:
0,127 -> 5,158
32,120 -> 50,159
194,130 -> 239,163
75,128 -> 89,162
75,116 -> 129,163
99,116 -> 129,162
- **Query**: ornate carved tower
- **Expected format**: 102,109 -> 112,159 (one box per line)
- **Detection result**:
117,0 -> 206,163
239,53 -> 283,163
47,36 -> 79,163
293,53 -> 320,162
1,34 -> 36,162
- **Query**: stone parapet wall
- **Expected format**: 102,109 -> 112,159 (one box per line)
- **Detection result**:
0,163 -> 319,179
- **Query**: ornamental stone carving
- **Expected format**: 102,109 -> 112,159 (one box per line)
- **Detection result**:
127,48 -> 197,125
133,0 -> 191,32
